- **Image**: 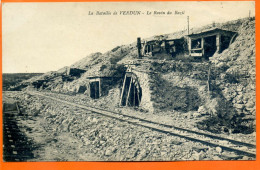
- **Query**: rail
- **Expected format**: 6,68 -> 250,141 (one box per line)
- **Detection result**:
28,91 -> 256,158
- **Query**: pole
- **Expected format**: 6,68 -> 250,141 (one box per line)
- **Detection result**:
137,37 -> 142,59
187,16 -> 190,35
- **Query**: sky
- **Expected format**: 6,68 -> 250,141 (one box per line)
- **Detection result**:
2,1 -> 255,73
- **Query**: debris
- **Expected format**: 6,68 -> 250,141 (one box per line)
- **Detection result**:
220,153 -> 243,160
192,146 -> 208,153
193,151 -> 206,160
216,147 -> 222,153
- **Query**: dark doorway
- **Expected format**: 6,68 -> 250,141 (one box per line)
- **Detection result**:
221,35 -> 232,52
121,75 -> 142,107
204,35 -> 217,59
90,81 -> 100,99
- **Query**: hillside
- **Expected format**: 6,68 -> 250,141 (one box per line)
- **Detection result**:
8,17 -> 256,134
2,16 -> 256,161
2,73 -> 43,91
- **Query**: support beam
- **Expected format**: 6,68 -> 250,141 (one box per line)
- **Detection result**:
188,38 -> 192,55
137,90 -> 141,105
126,76 -> 133,106
142,41 -> 146,55
87,83 -> 90,97
216,33 -> 221,53
99,79 -> 101,97
95,82 -> 98,99
119,74 -> 127,106
133,83 -> 135,106
201,38 -> 205,56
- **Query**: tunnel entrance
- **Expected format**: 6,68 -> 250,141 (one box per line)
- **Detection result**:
90,81 -> 100,99
120,73 -> 142,107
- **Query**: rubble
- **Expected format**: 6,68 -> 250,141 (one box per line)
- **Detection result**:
3,17 -> 256,161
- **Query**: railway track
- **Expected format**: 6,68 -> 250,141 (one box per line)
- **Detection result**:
29,91 -> 256,159
3,102 -> 35,161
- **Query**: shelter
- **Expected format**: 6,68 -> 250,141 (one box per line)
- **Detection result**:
187,28 -> 237,59
137,36 -> 187,59
66,67 -> 86,77
120,68 -> 142,107
86,77 -> 101,99
85,76 -> 121,99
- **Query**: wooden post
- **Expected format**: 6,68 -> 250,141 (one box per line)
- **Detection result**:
87,82 -> 90,97
119,74 -> 127,106
99,78 -> 101,97
188,38 -> 192,55
216,33 -> 221,53
201,37 -> 205,56
207,66 -> 211,93
142,41 -> 146,55
137,89 -> 141,106
16,102 -> 20,114
95,81 -> 98,99
126,76 -> 133,106
137,37 -> 142,59
133,82 -> 135,106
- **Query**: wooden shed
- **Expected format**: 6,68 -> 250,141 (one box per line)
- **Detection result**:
187,28 -> 237,59
137,36 -> 187,59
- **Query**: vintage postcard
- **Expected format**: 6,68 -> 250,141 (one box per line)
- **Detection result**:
2,1 -> 256,162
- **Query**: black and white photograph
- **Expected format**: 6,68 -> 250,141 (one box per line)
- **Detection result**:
2,1 -> 256,161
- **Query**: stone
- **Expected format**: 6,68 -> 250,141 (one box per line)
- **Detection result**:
193,112 -> 201,118
246,101 -> 255,109
171,141 -> 182,145
220,153 -> 243,160
136,149 -> 148,160
240,146 -> 248,151
237,85 -> 244,92
213,156 -> 222,160
216,147 -> 222,153
236,100 -> 243,104
84,140 -> 91,145
161,151 -> 167,156
194,151 -> 206,160
236,94 -> 243,101
242,156 -> 249,160
198,106 -> 207,114
92,118 -> 98,123
219,140 -> 229,145
105,147 -> 116,156
192,146 -> 209,153
234,104 -> 244,109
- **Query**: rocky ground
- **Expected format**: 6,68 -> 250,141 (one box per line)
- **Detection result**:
2,91 -> 255,161
2,18 -> 256,162
33,91 -> 256,144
